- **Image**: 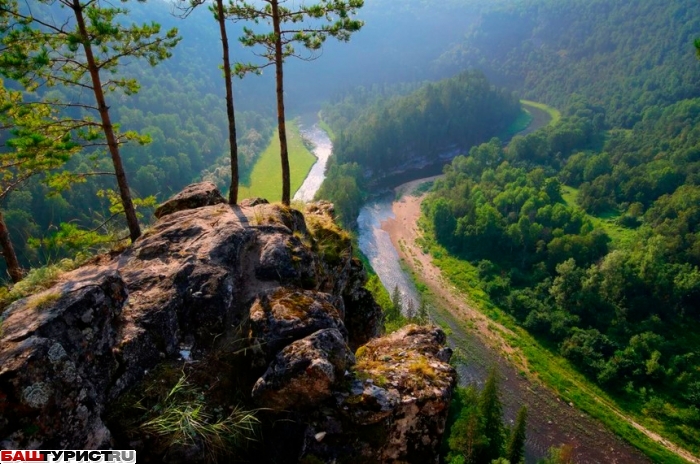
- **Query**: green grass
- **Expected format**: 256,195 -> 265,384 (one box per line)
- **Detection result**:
317,114 -> 336,141
139,373 -> 259,461
239,121 -> 316,202
0,256 -> 86,311
521,99 -> 562,126
419,228 -> 692,463
501,108 -> 534,138
560,185 -> 637,249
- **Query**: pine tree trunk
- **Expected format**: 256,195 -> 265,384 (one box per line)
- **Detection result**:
216,0 -> 239,205
73,0 -> 141,242
271,0 -> 291,206
0,210 -> 22,283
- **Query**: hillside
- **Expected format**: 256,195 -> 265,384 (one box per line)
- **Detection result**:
437,0 -> 700,127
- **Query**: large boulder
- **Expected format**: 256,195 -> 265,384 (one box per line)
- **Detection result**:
251,328 -> 354,410
248,288 -> 346,365
0,269 -> 127,449
153,181 -> 226,219
302,325 -> 456,463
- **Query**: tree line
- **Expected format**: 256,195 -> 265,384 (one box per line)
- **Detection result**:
423,94 -> 700,450
0,0 -> 364,282
317,71 -> 521,227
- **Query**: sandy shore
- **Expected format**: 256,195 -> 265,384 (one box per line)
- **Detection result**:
380,180 -> 656,464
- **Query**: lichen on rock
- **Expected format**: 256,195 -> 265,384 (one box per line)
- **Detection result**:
0,183 -> 455,463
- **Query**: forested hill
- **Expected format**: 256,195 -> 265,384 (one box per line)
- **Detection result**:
437,0 -> 700,127
317,71 -> 521,225
0,0 -> 496,276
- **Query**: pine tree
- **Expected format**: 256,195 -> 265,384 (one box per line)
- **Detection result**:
506,406 -> 527,464
231,0 -> 364,205
478,368 -> 505,463
0,80 -> 80,282
178,0 -> 240,205
0,0 -> 180,242
445,386 -> 486,464
391,285 -> 403,316
418,298 -> 429,323
406,298 -> 417,320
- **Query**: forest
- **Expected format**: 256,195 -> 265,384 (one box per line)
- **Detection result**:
1,0 -> 700,461
317,71 -> 521,226
421,60 -> 700,461
0,0 -> 499,277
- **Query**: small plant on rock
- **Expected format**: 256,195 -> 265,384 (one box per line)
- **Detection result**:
139,373 -> 259,462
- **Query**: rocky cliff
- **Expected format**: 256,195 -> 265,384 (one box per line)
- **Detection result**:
0,183 -> 455,463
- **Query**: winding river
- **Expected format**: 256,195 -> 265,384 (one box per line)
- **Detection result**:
293,121 -> 333,202
295,112 -> 651,464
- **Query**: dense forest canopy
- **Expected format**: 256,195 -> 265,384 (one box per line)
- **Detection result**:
317,71 -> 521,226
428,0 -> 700,452
438,0 -> 700,127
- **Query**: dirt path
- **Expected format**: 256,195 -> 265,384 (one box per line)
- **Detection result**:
381,180 -> 698,464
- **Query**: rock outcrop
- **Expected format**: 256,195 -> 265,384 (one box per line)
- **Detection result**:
0,183 -> 455,462
302,325 -> 455,463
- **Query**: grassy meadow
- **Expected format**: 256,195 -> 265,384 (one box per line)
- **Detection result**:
239,121 -> 316,202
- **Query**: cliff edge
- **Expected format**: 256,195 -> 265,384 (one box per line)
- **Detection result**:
0,182 -> 455,463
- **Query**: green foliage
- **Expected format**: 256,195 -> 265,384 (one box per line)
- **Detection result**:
439,0 -> 700,128
477,370 -> 505,463
379,280 -> 408,332
0,257 -> 84,310
315,162 -> 365,228
326,71 -> 520,178
231,1 -> 364,76
506,406 -> 527,464
138,373 -> 259,462
443,370 -> 515,464
424,93 -> 700,453
318,72 -> 520,228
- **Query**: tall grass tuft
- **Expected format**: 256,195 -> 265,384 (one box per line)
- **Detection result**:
0,256 -> 87,310
139,374 -> 259,461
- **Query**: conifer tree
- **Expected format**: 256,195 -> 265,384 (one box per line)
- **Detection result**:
391,284 -> 403,316
478,368 -> 505,463
506,406 -> 527,464
0,0 -> 180,242
179,0 -> 240,205
230,0 -> 364,205
0,81 -> 79,282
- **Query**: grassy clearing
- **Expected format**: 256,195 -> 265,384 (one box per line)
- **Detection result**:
501,108 -> 534,138
560,185 -> 637,249
521,99 -> 562,125
239,121 -> 316,202
419,229 -> 690,464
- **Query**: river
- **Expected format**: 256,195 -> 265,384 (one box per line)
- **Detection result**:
293,120 -> 334,202
294,114 -> 651,464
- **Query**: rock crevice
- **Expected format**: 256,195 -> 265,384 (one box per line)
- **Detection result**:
0,183 -> 455,462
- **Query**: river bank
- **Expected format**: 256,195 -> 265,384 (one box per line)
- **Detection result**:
381,182 -> 652,464
294,104 -> 670,463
